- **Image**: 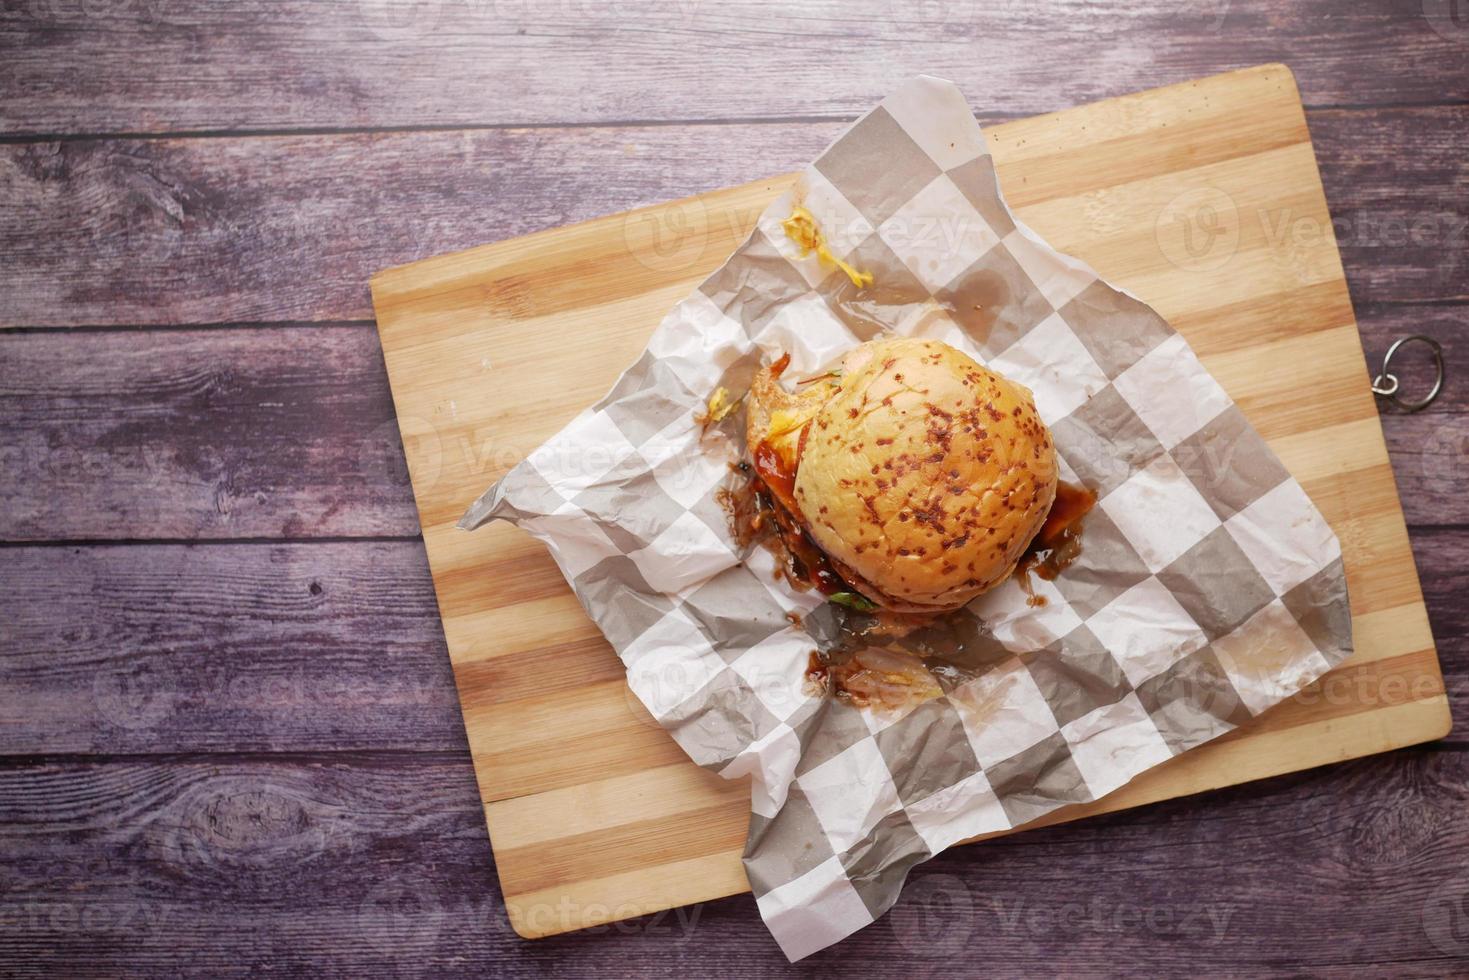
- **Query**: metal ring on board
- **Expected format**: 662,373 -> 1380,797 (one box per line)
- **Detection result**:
1371,334 -> 1444,412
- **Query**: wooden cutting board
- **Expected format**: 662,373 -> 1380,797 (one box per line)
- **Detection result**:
370,63 -> 1450,939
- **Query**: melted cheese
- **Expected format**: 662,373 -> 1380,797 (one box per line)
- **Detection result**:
763,379 -> 840,470
781,206 -> 874,289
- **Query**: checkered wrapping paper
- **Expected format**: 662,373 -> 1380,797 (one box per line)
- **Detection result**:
461,76 -> 1352,961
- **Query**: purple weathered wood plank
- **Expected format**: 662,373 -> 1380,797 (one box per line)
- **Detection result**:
0,107 -> 1463,328
0,327 -> 419,539
0,748 -> 1464,976
0,124 -> 834,326
1,304 -> 1462,541
0,542 -> 465,753
0,526 -> 1464,755
2,1 -> 1466,134
1312,108 -> 1469,306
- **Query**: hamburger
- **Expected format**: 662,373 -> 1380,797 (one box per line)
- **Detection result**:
743,337 -> 1058,614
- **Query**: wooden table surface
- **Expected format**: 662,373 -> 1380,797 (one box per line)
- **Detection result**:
1,2 -> 1465,976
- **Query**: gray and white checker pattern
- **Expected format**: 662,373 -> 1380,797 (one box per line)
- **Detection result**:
461,76 -> 1352,961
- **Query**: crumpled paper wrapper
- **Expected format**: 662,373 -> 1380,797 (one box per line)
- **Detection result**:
461,76 -> 1352,961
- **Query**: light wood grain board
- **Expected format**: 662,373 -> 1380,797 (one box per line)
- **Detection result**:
370,64 -> 1450,939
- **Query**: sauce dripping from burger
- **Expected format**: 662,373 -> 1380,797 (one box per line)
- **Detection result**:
1014,481 -> 1096,607
754,433 -> 849,596
720,430 -> 850,598
753,441 -> 796,507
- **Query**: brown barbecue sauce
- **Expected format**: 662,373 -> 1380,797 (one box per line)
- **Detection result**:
719,427 -> 851,598
1014,481 -> 1096,606
752,432 -> 848,596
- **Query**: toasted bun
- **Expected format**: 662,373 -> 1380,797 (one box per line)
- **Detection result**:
793,337 -> 1057,610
